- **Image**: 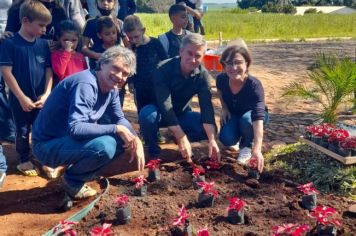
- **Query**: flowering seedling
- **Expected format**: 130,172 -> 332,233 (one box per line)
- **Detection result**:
272,223 -> 310,236
116,194 -> 129,208
328,129 -> 349,142
197,227 -> 209,236
132,175 -> 148,188
146,159 -> 161,170
173,206 -> 189,226
197,181 -> 218,207
226,197 -> 246,224
90,223 -> 112,236
192,165 -> 205,178
53,220 -> 78,236
297,182 -> 319,195
247,157 -> 260,179
309,206 -> 341,227
339,137 -> 356,156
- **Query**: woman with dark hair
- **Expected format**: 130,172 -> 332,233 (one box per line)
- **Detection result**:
216,40 -> 269,173
4,0 -> 67,41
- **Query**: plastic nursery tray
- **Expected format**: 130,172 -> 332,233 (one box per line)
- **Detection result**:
299,136 -> 356,165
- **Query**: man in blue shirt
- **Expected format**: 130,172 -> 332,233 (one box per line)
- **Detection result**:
32,46 -> 145,200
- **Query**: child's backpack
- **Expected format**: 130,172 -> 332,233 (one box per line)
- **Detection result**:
158,30 -> 192,55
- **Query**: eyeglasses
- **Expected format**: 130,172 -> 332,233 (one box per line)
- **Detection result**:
224,60 -> 245,67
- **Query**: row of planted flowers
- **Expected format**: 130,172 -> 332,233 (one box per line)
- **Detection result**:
305,123 -> 356,157
51,157 -> 342,236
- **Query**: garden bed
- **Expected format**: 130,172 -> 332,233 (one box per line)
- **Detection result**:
72,150 -> 355,235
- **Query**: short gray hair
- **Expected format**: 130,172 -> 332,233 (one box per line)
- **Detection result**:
181,33 -> 207,50
96,46 -> 136,76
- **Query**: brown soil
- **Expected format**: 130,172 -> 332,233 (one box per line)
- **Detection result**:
0,40 -> 355,235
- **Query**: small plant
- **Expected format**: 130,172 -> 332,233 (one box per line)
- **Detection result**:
197,181 -> 218,207
132,175 -> 148,196
247,157 -> 260,180
192,165 -> 206,189
328,129 -> 349,143
297,182 -> 319,210
339,137 -> 356,157
309,206 -> 341,236
115,194 -> 131,224
226,197 -> 246,224
282,53 -> 356,123
205,154 -> 221,170
171,206 -> 192,236
272,223 -> 310,236
53,220 -> 78,236
197,227 -> 209,236
90,223 -> 112,236
146,159 -> 161,181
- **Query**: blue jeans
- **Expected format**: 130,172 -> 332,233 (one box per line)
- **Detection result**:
138,105 -> 207,158
0,144 -> 7,172
219,111 -> 269,149
0,77 -> 15,141
33,135 -> 125,189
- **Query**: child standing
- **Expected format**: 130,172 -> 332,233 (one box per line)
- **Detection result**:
51,20 -> 87,83
0,0 -> 53,176
158,4 -> 190,58
123,15 -> 168,113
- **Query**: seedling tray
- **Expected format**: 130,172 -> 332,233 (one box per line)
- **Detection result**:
299,137 -> 356,165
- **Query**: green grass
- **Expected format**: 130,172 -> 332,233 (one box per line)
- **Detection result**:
137,12 -> 356,41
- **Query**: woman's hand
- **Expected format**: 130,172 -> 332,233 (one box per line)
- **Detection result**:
129,137 -> 145,171
220,107 -> 231,125
252,148 -> 264,173
208,139 -> 221,162
177,135 -> 193,163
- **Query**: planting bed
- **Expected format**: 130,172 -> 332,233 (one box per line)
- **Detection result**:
74,150 -> 355,235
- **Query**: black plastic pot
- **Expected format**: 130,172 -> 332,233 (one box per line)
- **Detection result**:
116,205 -> 132,224
316,224 -> 337,236
248,169 -> 260,180
134,185 -> 147,197
328,142 -> 339,154
319,138 -> 329,148
301,193 -> 317,210
338,148 -> 352,157
227,209 -> 244,224
171,221 -> 193,236
192,175 -> 205,190
198,192 -> 215,207
311,136 -> 322,145
148,169 -> 160,182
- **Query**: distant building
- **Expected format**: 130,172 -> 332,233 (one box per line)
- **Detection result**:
295,6 -> 356,15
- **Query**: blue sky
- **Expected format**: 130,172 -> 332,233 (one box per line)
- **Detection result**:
203,0 -> 236,3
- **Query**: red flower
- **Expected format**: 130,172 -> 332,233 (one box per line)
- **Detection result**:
321,123 -> 335,137
206,160 -> 221,170
248,158 -> 258,169
297,182 -> 319,195
145,159 -> 161,170
131,175 -> 148,188
307,125 -> 324,137
328,129 -> 349,142
192,165 -> 205,178
172,206 -> 189,226
90,223 -> 112,236
197,227 -> 209,236
116,194 -> 129,208
53,220 -> 78,236
340,137 -> 356,150
309,205 -> 342,227
272,223 -> 310,236
197,181 -> 218,198
227,197 -> 246,212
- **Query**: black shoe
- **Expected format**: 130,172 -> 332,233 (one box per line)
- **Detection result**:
0,171 -> 6,188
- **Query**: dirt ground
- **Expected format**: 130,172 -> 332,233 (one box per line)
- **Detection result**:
0,40 -> 355,235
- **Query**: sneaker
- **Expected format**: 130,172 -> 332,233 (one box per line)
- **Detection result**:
157,132 -> 166,144
237,147 -> 252,165
227,143 -> 240,152
63,181 -> 97,199
0,171 -> 5,188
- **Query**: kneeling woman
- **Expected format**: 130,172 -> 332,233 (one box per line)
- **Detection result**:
216,42 -> 268,172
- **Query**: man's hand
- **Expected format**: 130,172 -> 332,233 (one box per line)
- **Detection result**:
19,95 -> 36,112
220,108 -> 231,126
34,93 -> 50,109
252,149 -> 264,173
208,139 -> 221,162
116,125 -> 137,150
177,135 -> 193,163
128,137 -> 145,171
0,31 -> 14,40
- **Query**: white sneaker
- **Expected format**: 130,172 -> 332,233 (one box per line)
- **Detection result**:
237,147 -> 252,165
227,143 -> 239,152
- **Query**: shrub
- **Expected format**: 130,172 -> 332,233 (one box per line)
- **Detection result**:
304,8 -> 317,14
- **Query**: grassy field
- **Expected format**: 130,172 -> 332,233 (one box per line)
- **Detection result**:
138,12 -> 356,41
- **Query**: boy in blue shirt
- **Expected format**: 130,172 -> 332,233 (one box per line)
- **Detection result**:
0,0 -> 53,177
